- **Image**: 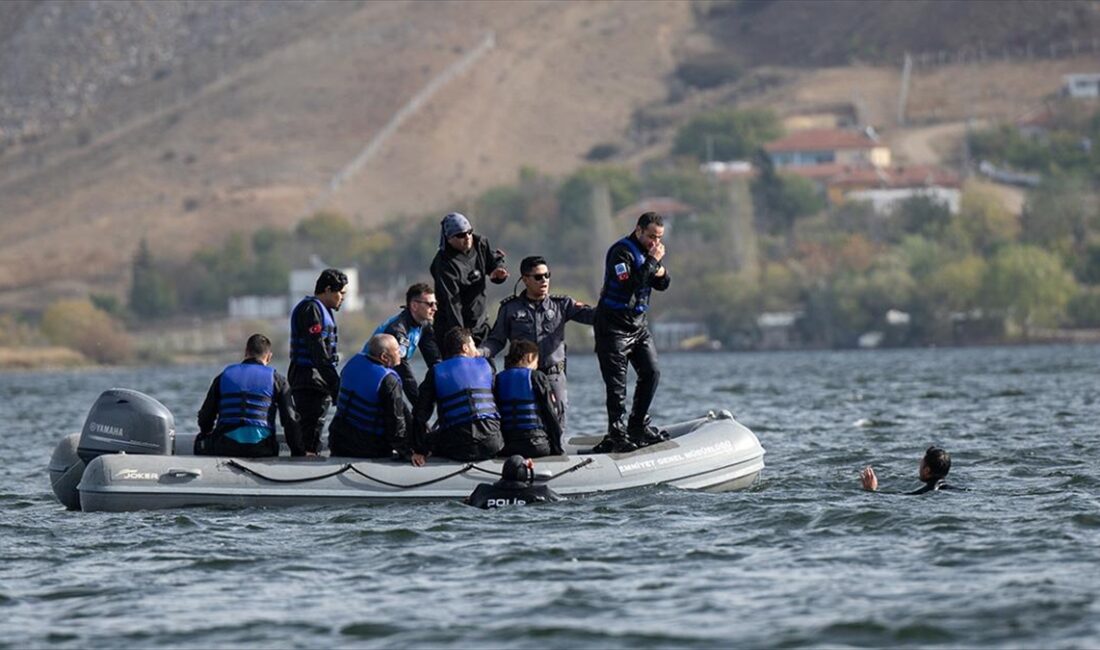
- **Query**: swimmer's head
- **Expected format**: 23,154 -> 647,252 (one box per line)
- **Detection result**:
919,446 -> 951,482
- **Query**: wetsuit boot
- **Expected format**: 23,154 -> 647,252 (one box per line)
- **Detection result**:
592,419 -> 637,454
627,415 -> 668,448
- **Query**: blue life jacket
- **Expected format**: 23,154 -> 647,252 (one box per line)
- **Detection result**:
496,367 -> 541,432
598,236 -> 651,313
433,357 -> 499,429
290,296 -> 338,367
336,354 -> 399,437
372,310 -> 421,362
217,363 -> 276,434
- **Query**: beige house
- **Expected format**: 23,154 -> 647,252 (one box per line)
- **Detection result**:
764,128 -> 891,169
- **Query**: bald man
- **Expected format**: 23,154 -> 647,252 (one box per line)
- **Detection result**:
328,334 -> 413,459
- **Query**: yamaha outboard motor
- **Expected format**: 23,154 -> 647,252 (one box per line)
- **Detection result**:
77,388 -> 175,462
49,389 -> 175,510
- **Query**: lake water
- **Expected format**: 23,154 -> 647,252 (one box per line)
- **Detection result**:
1,346 -> 1098,648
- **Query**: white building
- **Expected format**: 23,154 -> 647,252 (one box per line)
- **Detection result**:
847,187 -> 961,215
229,266 -> 363,320
1063,73 -> 1100,98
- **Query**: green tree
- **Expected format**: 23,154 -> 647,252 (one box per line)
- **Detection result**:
672,108 -> 782,162
751,152 -> 824,246
982,245 -> 1077,338
956,182 -> 1019,254
1022,175 -> 1099,258
129,238 -> 178,319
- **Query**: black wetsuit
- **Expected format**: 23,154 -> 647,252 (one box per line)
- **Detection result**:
594,234 -> 670,440
288,297 -> 341,453
495,368 -> 564,458
430,234 -> 506,346
465,480 -> 562,508
905,479 -> 963,495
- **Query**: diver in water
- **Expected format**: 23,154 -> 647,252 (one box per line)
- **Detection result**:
860,446 -> 963,494
465,455 -> 562,509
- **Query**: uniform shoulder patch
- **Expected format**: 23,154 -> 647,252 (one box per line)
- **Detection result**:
500,294 -> 520,305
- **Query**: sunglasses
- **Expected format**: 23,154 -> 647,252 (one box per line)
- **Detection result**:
525,272 -> 551,281
414,299 -> 438,308
450,230 -> 473,239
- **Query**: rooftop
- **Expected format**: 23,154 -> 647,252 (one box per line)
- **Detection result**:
764,128 -> 881,153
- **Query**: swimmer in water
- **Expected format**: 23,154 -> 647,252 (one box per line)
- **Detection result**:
861,446 -> 963,494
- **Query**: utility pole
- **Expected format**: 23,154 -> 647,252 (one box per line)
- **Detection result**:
897,52 -> 912,127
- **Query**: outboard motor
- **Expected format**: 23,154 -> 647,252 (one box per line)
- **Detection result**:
77,388 -> 175,463
49,389 -> 175,510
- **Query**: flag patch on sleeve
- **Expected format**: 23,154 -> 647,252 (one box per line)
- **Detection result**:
615,262 -> 630,281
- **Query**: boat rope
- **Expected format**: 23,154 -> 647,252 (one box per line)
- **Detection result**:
226,459 -> 354,483
467,457 -> 594,482
226,456 -> 594,488
345,462 -> 476,489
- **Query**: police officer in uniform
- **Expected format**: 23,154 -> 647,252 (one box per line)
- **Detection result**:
465,455 -> 562,509
372,282 -> 441,406
196,333 -> 306,457
480,256 -> 593,433
430,212 -> 508,347
329,334 -> 414,460
592,212 -> 671,454
289,268 -> 347,454
494,339 -> 564,458
412,326 -> 504,463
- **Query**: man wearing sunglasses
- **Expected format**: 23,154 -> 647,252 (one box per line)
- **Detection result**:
371,282 -> 442,405
430,212 -> 509,350
592,212 -> 671,454
479,255 -> 594,435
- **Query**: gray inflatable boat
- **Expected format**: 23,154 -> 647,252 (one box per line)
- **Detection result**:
49,389 -> 765,512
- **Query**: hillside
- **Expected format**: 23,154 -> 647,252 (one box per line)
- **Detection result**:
1,0 -> 1099,313
0,0 -> 693,308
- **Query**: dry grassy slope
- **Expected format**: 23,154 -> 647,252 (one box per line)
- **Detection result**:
0,1 -> 693,309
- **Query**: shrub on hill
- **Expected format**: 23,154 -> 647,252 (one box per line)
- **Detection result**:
41,299 -> 133,364
672,108 -> 781,162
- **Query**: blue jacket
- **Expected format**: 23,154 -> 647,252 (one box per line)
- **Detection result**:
432,356 -> 499,429
335,354 -> 399,438
496,367 -> 541,433
216,362 -> 276,433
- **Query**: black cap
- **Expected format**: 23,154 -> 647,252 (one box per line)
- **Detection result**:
520,256 -> 547,275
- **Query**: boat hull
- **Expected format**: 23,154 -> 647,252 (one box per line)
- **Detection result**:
64,411 -> 764,512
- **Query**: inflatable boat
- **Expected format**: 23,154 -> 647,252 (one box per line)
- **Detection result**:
49,389 -> 765,512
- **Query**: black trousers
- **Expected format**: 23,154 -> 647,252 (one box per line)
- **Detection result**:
595,328 -> 660,435
293,388 -> 331,454
195,431 -> 278,458
500,428 -> 555,459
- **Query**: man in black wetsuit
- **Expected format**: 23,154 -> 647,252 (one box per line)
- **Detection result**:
329,334 -> 414,460
412,326 -> 504,463
196,334 -> 306,458
372,282 -> 442,406
592,211 -> 671,454
861,446 -> 962,494
430,212 -> 509,347
465,455 -> 562,509
494,339 -> 564,458
288,268 -> 348,454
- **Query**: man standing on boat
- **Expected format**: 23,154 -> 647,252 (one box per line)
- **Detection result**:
412,326 -> 504,463
329,334 -> 414,460
592,212 -> 671,454
196,334 -> 306,458
289,268 -> 347,454
479,255 -> 593,434
430,212 -> 509,348
372,282 -> 441,406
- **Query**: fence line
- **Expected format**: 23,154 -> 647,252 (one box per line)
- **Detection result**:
904,37 -> 1100,69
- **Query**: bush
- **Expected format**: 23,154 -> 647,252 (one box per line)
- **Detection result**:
672,108 -> 782,162
41,299 -> 133,364
674,54 -> 744,90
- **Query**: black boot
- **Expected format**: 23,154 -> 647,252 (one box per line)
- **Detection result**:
592,420 -> 637,454
627,415 -> 669,447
